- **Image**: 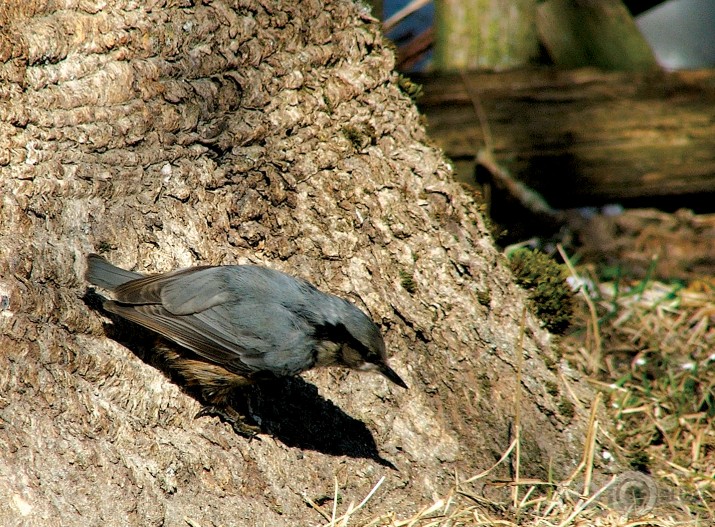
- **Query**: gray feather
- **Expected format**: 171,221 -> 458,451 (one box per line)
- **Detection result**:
86,254 -> 144,290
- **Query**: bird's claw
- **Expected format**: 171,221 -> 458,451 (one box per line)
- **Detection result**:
195,405 -> 261,439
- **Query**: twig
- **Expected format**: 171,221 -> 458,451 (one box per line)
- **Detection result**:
462,439 -> 518,485
383,0 -> 431,32
326,476 -> 386,527
304,494 -> 332,522
555,475 -> 618,527
513,306 -> 526,508
557,244 -> 602,373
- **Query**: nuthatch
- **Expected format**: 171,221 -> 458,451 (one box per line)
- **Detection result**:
86,254 -> 406,436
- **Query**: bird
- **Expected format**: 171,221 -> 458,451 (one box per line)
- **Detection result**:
85,253 -> 407,436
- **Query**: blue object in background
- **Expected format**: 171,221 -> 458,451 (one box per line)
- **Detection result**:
384,0 -> 435,71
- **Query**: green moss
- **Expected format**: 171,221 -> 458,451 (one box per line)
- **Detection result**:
476,289 -> 491,306
545,380 -> 559,397
557,398 -> 575,420
508,248 -> 574,334
97,240 -> 114,253
342,124 -> 376,150
342,125 -> 365,149
397,73 -> 423,102
399,270 -> 417,294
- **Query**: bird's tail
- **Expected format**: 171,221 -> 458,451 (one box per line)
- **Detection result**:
86,253 -> 144,290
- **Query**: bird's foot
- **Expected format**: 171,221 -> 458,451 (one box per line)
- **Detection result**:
195,405 -> 261,439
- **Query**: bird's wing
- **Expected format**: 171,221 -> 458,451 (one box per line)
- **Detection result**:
112,266 -> 234,314
103,300 -> 254,370
107,265 -> 324,375
104,299 -> 312,376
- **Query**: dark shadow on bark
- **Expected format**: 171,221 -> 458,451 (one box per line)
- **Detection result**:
83,289 -> 396,469
245,376 -> 396,469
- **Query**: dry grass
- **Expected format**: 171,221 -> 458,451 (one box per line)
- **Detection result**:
303,249 -> 714,527
560,254 -> 715,516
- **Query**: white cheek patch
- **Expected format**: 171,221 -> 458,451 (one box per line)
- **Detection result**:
356,361 -> 381,372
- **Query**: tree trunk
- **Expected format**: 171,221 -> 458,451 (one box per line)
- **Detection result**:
0,2 -> 602,525
434,0 -> 540,71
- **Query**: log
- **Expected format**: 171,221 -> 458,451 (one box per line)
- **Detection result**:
416,68 -> 715,209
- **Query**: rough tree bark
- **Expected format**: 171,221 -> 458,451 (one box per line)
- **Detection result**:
1,1 -> 603,525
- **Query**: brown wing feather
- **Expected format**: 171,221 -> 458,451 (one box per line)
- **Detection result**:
103,300 -> 253,375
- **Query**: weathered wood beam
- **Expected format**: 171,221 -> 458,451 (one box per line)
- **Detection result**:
416,68 -> 715,209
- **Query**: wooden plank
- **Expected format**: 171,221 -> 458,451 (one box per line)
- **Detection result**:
416,68 -> 715,208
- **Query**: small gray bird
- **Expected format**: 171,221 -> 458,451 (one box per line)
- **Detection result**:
86,254 -> 406,436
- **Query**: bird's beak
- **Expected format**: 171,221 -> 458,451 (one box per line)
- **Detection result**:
379,363 -> 408,389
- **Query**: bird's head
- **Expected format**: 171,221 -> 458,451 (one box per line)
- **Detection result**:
333,305 -> 408,389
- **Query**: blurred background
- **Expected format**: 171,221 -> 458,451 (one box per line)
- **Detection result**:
382,0 -> 715,72
371,0 -> 715,281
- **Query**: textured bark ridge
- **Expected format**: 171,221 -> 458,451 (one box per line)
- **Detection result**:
1,1 -> 600,525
